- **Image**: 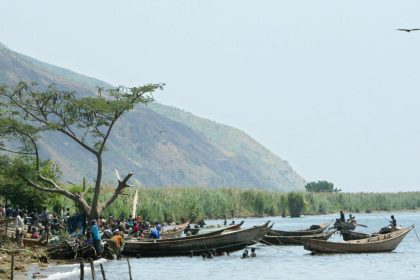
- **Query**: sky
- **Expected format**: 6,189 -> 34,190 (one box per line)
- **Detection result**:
1,1 -> 420,192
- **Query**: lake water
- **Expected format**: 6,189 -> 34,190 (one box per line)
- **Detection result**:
26,212 -> 420,280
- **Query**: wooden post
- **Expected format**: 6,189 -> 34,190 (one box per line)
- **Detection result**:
80,260 -> 84,280
89,259 -> 96,280
127,258 -> 132,280
10,254 -> 14,280
100,263 -> 107,280
5,219 -> 9,239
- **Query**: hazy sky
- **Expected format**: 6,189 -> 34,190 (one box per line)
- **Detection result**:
1,1 -> 420,192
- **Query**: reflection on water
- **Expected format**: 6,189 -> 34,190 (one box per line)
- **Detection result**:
28,212 -> 420,280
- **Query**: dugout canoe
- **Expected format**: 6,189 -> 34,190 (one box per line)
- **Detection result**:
267,222 -> 331,237
185,221 -> 244,235
160,220 -> 190,238
340,230 -> 381,241
142,220 -> 190,239
126,221 -> 244,241
301,226 -> 413,254
123,221 -> 271,257
334,220 -> 356,231
261,230 -> 336,245
194,221 -> 244,235
340,226 -> 400,241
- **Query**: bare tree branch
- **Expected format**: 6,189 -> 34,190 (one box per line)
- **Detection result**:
100,172 -> 134,212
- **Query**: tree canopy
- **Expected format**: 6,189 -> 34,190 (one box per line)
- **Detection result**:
305,180 -> 341,193
0,155 -> 63,211
0,81 -> 164,219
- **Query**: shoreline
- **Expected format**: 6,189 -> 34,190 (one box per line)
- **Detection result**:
5,210 -> 418,279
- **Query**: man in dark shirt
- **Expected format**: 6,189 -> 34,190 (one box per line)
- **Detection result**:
339,210 -> 345,222
390,215 -> 397,228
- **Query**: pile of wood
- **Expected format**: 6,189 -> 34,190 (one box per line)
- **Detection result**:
47,239 -> 96,260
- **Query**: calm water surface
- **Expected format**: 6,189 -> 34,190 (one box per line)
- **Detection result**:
28,212 -> 420,280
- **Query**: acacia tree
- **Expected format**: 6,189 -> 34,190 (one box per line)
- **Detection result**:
305,181 -> 341,193
0,81 -> 164,219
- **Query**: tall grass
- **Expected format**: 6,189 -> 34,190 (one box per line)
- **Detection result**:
97,187 -> 420,222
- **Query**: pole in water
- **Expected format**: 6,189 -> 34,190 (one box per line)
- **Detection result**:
10,254 -> 14,280
80,260 -> 84,280
127,258 -> 133,280
100,263 -> 107,280
89,259 -> 96,280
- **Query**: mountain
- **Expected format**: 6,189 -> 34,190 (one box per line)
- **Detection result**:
0,43 -> 306,191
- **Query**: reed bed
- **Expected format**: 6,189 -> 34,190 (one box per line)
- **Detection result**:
97,187 -> 420,223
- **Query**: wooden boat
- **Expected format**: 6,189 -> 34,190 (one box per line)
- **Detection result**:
378,225 -> 400,234
267,222 -> 331,237
334,220 -> 356,231
261,230 -> 336,245
340,230 -> 374,241
123,221 -> 271,257
341,226 -> 400,241
143,221 -> 190,239
301,226 -> 413,253
185,221 -> 244,235
193,221 -> 244,236
127,221 -> 244,241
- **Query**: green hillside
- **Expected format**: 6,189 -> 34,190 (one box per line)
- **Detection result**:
0,43 -> 306,191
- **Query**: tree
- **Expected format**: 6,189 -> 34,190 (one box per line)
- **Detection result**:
305,181 -> 341,193
0,155 -> 63,211
0,81 -> 164,219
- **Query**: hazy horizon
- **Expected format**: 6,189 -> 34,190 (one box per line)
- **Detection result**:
1,1 -> 420,192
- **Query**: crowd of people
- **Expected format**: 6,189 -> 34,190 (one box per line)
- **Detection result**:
1,203 -> 165,257
87,214 -> 164,259
1,205 -> 257,260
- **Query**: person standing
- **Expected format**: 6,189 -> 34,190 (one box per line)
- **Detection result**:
42,207 -> 49,225
339,210 -> 345,222
110,229 -> 123,259
91,220 -> 102,256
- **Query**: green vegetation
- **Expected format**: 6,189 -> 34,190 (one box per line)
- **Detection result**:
305,180 -> 341,193
287,192 -> 306,217
93,187 -> 420,222
0,156 -> 66,212
1,180 -> 420,222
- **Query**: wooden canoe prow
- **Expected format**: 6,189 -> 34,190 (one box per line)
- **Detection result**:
160,220 -> 190,239
195,220 -> 244,236
301,226 -> 413,254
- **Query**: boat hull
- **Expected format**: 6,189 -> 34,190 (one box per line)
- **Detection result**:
142,221 -> 190,239
267,223 -> 330,237
123,221 -> 270,257
340,230 -> 377,241
262,230 -> 336,245
302,226 -> 413,253
185,221 -> 243,236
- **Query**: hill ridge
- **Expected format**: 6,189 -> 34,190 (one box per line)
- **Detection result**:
0,44 -> 306,191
